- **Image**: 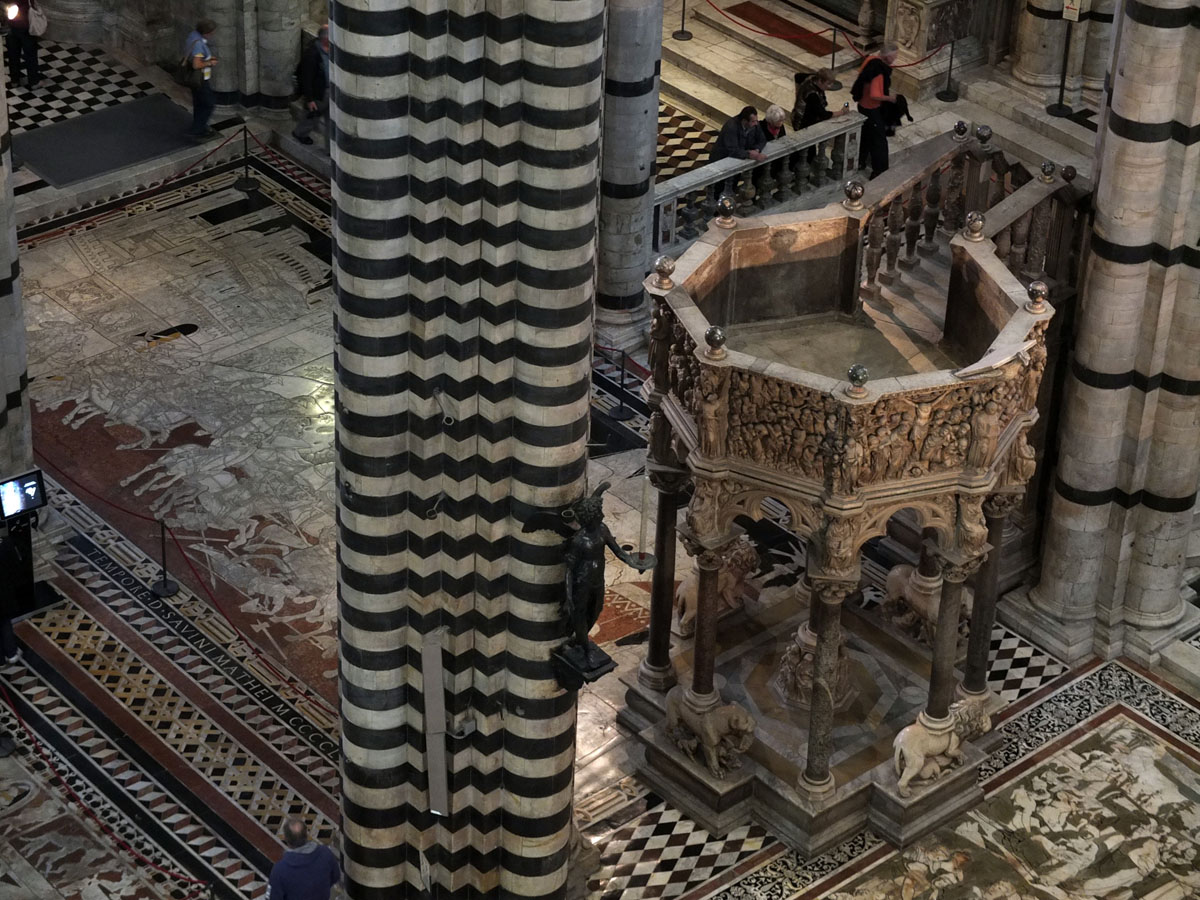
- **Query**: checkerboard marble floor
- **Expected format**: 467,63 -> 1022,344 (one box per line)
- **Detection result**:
658,103 -> 716,181
7,41 -> 154,134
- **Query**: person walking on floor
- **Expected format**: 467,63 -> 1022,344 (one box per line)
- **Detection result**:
183,19 -> 219,140
709,105 -> 767,163
292,24 -> 330,149
5,0 -> 41,88
266,817 -> 340,900
850,43 -> 900,179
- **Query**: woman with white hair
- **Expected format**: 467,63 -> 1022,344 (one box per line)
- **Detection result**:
760,104 -> 787,142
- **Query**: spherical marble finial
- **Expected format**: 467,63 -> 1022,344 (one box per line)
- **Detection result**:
975,124 -> 993,146
953,120 -> 969,142
704,325 -> 728,359
1025,280 -> 1049,314
1061,165 -> 1077,183
1040,160 -> 1057,183
964,210 -> 986,242
715,194 -> 737,229
845,363 -> 870,397
652,255 -> 676,290
842,180 -> 865,210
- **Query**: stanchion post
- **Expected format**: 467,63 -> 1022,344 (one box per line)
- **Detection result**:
672,0 -> 692,41
609,349 -> 636,421
233,125 -> 261,193
151,520 -> 179,599
1046,21 -> 1074,117
935,40 -> 958,102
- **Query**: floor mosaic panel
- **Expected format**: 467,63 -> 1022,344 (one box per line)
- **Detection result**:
8,41 -> 154,134
658,103 -> 717,181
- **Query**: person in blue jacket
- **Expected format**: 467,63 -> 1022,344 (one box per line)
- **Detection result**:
266,817 -> 340,900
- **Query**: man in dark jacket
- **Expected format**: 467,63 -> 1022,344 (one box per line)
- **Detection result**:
292,24 -> 329,147
709,106 -> 767,163
266,817 -> 340,900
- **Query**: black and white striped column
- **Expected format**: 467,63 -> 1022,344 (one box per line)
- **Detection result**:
331,0 -> 602,893
1030,0 -> 1200,660
595,0 -> 661,351
0,63 -> 30,476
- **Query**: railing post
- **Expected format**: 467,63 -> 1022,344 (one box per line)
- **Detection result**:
900,182 -> 923,270
878,200 -> 904,285
678,192 -> 701,240
939,153 -> 967,238
994,223 -> 1013,262
1021,194 -> 1054,283
1008,206 -> 1033,275
831,133 -> 847,181
860,213 -> 885,303
755,161 -> 778,210
809,141 -> 829,186
919,168 -> 942,256
778,151 -> 796,200
794,149 -> 812,194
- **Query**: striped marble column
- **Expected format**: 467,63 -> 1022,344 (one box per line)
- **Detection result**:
594,0 -> 661,352
0,63 -> 30,476
1028,0 -> 1200,663
331,0 -> 601,894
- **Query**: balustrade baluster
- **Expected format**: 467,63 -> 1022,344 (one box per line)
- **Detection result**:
1009,206 -> 1033,274
900,183 -> 923,270
810,142 -> 828,186
963,153 -> 985,221
677,191 -> 701,240
878,200 -> 904,285
994,224 -> 1012,262
1021,195 -> 1054,282
860,213 -> 885,303
919,169 -> 942,256
794,151 -> 812,195
831,134 -> 847,181
939,154 -> 967,238
755,162 -> 778,211
735,172 -> 756,216
777,152 -> 796,200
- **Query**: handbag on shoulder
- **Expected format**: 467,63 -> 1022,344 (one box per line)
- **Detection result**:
27,0 -> 48,36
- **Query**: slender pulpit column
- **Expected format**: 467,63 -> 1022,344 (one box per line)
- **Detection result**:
960,494 -> 1018,697
801,578 -> 857,792
639,471 -> 687,691
926,544 -> 988,720
678,526 -> 740,710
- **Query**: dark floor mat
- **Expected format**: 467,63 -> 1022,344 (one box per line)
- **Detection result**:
13,93 -> 197,187
725,1 -> 839,56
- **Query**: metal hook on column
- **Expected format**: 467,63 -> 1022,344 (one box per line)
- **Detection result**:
425,493 -> 445,520
432,388 -> 455,426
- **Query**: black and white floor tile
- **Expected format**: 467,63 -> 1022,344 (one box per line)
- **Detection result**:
657,103 -> 716,181
590,805 -> 770,900
7,41 -> 154,133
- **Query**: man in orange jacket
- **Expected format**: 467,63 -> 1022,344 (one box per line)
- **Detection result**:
850,43 -> 900,179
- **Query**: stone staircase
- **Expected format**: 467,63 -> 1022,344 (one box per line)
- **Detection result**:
659,0 -> 862,126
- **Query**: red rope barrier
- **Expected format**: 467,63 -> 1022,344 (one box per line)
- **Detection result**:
841,33 -> 949,68
700,0 -> 833,41
0,682 -> 210,891
33,453 -> 338,720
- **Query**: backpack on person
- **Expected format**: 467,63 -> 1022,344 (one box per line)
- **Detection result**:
27,0 -> 47,36
175,39 -> 204,90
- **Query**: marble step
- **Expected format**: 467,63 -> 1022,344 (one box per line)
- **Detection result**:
693,0 -> 862,81
661,16 -> 798,115
659,59 -> 744,127
959,74 -> 1098,158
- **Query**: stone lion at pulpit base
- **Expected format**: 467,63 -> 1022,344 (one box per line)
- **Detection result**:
665,685 -> 756,779
673,539 -> 759,636
893,699 -> 991,797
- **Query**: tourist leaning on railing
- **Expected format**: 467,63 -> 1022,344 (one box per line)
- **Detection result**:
710,106 -> 767,163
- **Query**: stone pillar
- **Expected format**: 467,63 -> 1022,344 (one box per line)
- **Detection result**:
257,0 -> 302,110
0,63 -> 30,477
800,577 -> 857,792
332,0 -> 603,892
594,0 -> 662,352
1023,0 -> 1200,665
36,0 -> 103,43
960,495 -> 1017,698
927,546 -> 985,720
207,0 -> 241,104
1081,0 -> 1117,92
1012,0 -> 1069,90
639,473 -> 684,692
